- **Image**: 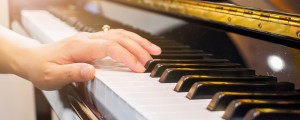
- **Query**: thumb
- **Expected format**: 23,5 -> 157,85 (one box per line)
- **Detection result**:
58,63 -> 95,83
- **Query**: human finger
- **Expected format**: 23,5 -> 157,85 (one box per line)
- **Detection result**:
40,63 -> 95,90
103,41 -> 146,72
86,30 -> 161,55
111,29 -> 161,55
114,35 -> 152,65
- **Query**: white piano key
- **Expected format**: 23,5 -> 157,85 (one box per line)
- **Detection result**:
22,10 -> 77,43
145,111 -> 224,120
107,81 -> 171,87
111,85 -> 176,92
94,65 -> 225,119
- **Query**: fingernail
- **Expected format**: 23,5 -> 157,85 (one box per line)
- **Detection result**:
81,64 -> 95,80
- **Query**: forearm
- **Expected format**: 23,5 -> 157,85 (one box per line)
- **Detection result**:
0,26 -> 40,76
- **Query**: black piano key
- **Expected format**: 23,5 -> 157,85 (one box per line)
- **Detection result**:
88,25 -> 110,31
158,45 -> 191,50
159,44 -> 190,47
223,99 -> 300,120
244,108 -> 300,120
159,68 -> 256,83
149,40 -> 180,43
153,41 -> 184,45
143,36 -> 167,41
152,53 -> 213,59
49,7 -> 178,40
83,27 -> 95,32
145,59 -> 230,72
175,75 -> 277,92
161,50 -> 204,54
153,42 -> 184,46
66,17 -> 78,26
150,63 -> 240,77
71,17 -> 155,36
186,82 -> 295,99
74,22 -> 85,31
208,91 -> 300,111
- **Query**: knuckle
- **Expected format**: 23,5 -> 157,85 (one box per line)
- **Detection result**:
117,34 -> 127,41
42,67 -> 53,83
118,29 -> 126,32
130,31 -> 139,36
77,32 -> 89,37
106,41 -> 119,47
35,68 -> 54,90
73,33 -> 89,41
64,35 -> 89,46
64,68 -> 74,80
33,66 -> 66,90
127,56 -> 138,67
61,65 -> 76,81
112,29 -> 126,34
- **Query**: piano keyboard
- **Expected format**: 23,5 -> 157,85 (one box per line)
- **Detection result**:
21,7 -> 300,120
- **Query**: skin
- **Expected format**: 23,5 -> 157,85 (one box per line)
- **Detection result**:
0,26 -> 161,90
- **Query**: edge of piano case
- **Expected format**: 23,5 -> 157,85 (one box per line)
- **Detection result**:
108,0 -> 300,49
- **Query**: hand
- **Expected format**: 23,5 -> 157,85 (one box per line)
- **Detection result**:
16,29 -> 161,90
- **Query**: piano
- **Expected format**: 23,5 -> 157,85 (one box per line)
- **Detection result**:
20,0 -> 300,120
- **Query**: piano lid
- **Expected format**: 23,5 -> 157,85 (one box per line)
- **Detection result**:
102,0 -> 300,49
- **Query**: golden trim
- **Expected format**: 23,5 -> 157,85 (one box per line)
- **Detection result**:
121,0 -> 300,39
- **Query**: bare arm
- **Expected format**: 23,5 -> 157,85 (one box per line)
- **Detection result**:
0,26 -> 161,90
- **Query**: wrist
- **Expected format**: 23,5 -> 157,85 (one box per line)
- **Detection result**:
9,45 -> 32,78
10,40 -> 42,80
0,27 -> 42,80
